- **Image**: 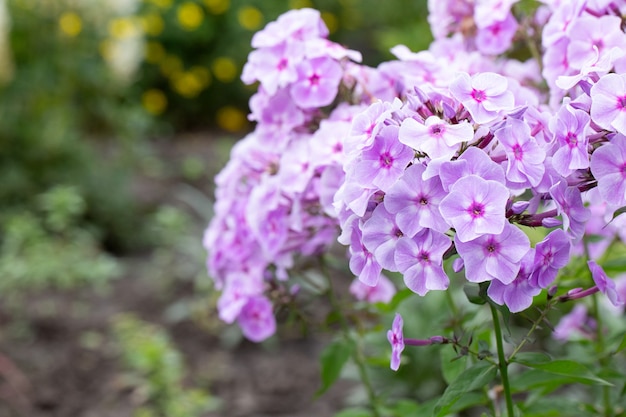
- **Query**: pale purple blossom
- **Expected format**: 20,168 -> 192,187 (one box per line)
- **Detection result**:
350,274 -> 396,304
553,304 -> 595,341
238,296 -> 277,342
439,175 -> 509,242
588,260 -> 624,307
455,223 -> 531,285
494,118 -> 546,187
439,146 -> 506,191
399,115 -> 473,160
488,249 -> 541,312
394,229 -> 451,296
352,125 -> 415,192
530,229 -> 571,289
450,72 -> 514,125
590,136 -> 626,207
387,313 -> 404,371
590,73 -> 626,135
475,13 -> 519,56
361,204 -> 403,272
566,15 -> 626,71
549,103 -> 590,176
384,163 -> 450,236
549,180 -> 591,241
291,57 -> 343,109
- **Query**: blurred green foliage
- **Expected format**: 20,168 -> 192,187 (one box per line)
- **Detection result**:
113,313 -> 219,417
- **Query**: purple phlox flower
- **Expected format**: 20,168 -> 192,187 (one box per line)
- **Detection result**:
494,118 -> 546,187
475,12 -> 519,56
553,304 -> 595,341
450,72 -> 514,125
350,274 -> 396,304
542,38 -> 574,97
242,43 -> 302,95
278,135 -> 314,194
541,0 -> 587,48
427,0 -> 474,39
310,118 -> 350,167
394,229 -> 451,296
348,221 -> 383,286
384,163 -> 450,236
530,228 -> 571,288
334,176 -> 378,218
246,182 -> 290,259
474,0 -> 519,29
588,260 -> 624,307
455,222 -> 531,285
347,101 -> 393,154
439,175 -> 509,243
439,146 -> 506,191
548,102 -> 590,176
566,15 -> 626,71
590,135 -> 626,207
488,248 -> 541,312
319,164 -> 345,216
304,38 -> 363,62
253,88 -> 306,135
362,204 -> 403,272
387,313 -> 404,371
251,8 -> 328,48
524,105 -> 553,145
352,125 -> 415,192
399,115 -> 473,160
238,296 -> 277,342
217,273 -> 265,324
590,73 -> 626,135
290,57 -> 343,109
555,45 -> 621,91
549,180 -> 591,241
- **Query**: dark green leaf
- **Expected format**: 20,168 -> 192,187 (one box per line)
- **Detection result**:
374,288 -> 413,313
317,338 -> 354,396
511,358 -> 612,386
464,283 -> 486,305
433,361 -> 497,417
613,333 -> 626,355
610,206 -> 626,222
511,352 -> 552,365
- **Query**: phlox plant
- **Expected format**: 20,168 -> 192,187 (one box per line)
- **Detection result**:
204,1 -> 626,416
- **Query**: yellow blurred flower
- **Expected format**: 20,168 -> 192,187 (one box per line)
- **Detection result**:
216,106 -> 248,132
190,65 -> 212,87
141,13 -> 165,37
160,54 -> 183,77
59,11 -> 82,37
288,0 -> 313,9
171,70 -> 205,98
177,2 -> 204,31
204,0 -> 229,15
211,57 -> 237,83
142,89 -> 168,115
237,6 -> 263,31
321,11 -> 338,34
109,17 -> 140,39
145,41 -> 166,64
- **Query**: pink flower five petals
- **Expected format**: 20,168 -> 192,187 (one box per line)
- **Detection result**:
488,249 -> 541,313
588,260 -> 624,307
394,229 -> 451,296
399,116 -> 473,160
455,223 -> 531,285
290,57 -> 343,109
590,136 -> 626,207
439,175 -> 509,243
495,118 -> 546,187
237,296 -> 277,342
590,73 -> 626,135
387,313 -> 404,371
450,72 -> 514,125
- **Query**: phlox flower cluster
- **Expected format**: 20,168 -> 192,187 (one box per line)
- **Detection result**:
205,2 -> 626,343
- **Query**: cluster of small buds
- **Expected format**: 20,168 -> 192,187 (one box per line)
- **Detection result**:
206,1 -> 626,343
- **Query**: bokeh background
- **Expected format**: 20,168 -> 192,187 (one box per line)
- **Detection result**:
0,0 -> 431,416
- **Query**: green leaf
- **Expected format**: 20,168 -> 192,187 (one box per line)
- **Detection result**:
511,369 -> 575,394
440,346 -> 467,384
317,338 -> 354,396
511,352 -> 552,365
463,283 -> 486,305
613,333 -> 626,355
374,288 -> 413,313
433,361 -> 496,417
511,358 -> 612,386
610,205 -> 626,222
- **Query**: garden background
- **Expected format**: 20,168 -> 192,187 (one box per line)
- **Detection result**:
0,0 -> 434,416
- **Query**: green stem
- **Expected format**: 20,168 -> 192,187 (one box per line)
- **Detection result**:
490,303 -> 515,417
592,294 -> 613,417
507,300 -> 554,362
320,258 -> 382,417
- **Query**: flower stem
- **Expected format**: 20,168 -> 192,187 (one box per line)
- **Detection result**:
490,303 -> 515,417
592,294 -> 613,417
